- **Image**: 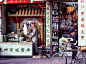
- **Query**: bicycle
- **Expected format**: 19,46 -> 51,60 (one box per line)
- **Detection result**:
67,45 -> 86,64
50,42 -> 86,64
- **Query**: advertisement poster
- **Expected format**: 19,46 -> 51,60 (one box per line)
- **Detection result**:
78,0 -> 86,46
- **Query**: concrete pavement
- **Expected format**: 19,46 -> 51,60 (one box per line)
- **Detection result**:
0,58 -> 51,64
0,57 -> 72,64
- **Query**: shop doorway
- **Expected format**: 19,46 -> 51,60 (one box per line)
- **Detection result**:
20,18 -> 42,47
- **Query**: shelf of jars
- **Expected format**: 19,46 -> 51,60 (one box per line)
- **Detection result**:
52,2 -> 60,54
52,45 -> 59,54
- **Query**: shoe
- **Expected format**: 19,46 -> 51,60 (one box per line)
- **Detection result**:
35,52 -> 38,55
71,59 -> 75,64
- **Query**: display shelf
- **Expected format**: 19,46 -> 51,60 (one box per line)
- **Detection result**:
52,14 -> 58,16
51,2 -> 60,54
52,8 -> 58,10
52,29 -> 59,32
52,45 -> 59,53
52,22 -> 59,23
52,38 -> 58,40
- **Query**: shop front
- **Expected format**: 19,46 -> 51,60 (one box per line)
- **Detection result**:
0,0 -> 79,58
0,1 -> 46,57
46,0 -> 78,56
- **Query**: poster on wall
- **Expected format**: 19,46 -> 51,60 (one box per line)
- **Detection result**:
46,2 -> 50,47
78,0 -> 86,46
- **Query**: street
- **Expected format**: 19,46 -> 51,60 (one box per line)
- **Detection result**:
0,56 -> 72,64
0,57 -> 51,64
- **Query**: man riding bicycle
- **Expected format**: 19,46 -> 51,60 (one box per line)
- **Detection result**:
67,29 -> 78,60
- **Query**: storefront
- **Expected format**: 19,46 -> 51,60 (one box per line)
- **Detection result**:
45,0 -> 78,56
0,0 -> 79,58
0,0 -> 46,57
51,1 -> 78,55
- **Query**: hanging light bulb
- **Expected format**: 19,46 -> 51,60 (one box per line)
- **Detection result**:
64,19 -> 65,21
15,0 -> 17,2
11,0 -> 13,3
20,0 -> 21,2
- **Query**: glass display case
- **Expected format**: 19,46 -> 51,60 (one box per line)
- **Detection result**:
7,33 -> 19,42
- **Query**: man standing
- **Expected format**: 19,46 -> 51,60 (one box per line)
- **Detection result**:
29,22 -> 38,55
67,29 -> 78,60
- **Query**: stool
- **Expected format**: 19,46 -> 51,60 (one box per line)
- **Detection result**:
38,45 -> 49,59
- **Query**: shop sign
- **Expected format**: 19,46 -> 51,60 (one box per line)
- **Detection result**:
41,23 -> 44,39
78,0 -> 86,46
0,0 -> 30,4
0,43 -> 32,56
0,0 -> 46,4
46,2 -> 50,47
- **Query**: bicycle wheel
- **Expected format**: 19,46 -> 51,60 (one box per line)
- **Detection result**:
77,53 -> 86,64
50,53 -> 67,64
81,60 -> 86,64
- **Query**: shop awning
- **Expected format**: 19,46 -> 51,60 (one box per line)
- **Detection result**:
8,8 -> 45,17
8,3 -> 45,23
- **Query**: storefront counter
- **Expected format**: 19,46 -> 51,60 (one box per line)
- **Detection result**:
0,42 -> 33,57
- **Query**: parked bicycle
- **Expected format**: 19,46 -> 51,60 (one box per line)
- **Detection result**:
50,42 -> 86,64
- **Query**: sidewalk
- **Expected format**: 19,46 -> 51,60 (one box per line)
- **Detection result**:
0,57 -> 51,64
0,55 -> 72,64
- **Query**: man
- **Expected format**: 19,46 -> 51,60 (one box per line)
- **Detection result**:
74,26 -> 78,32
67,29 -> 78,60
29,22 -> 38,55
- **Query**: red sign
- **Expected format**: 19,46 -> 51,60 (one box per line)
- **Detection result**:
81,0 -> 84,3
81,24 -> 85,28
7,0 -> 30,4
0,0 -> 43,4
81,12 -> 84,15
81,30 -> 84,34
0,0 -> 3,4
81,5 -> 84,9
81,36 -> 84,40
81,17 -> 84,22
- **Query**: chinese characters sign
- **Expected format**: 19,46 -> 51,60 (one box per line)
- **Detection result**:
78,0 -> 86,46
46,2 -> 50,47
0,43 -> 32,56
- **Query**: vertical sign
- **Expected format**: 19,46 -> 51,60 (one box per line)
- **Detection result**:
41,23 -> 44,43
78,0 -> 86,46
46,2 -> 50,47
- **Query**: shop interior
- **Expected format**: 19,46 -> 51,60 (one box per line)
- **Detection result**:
0,1 -> 78,56
51,2 -> 78,54
5,3 -> 46,47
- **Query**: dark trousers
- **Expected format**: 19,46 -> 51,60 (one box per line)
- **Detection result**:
71,45 -> 77,60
